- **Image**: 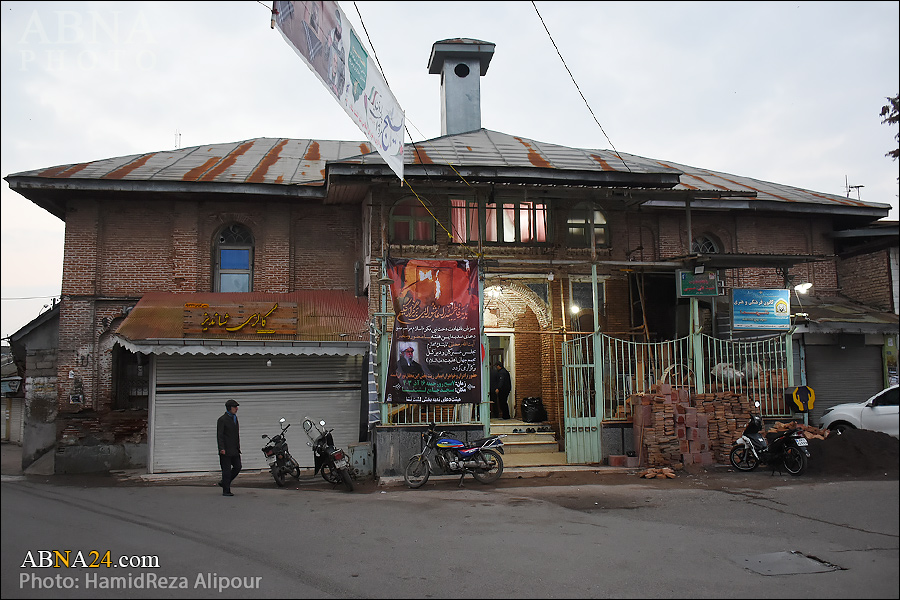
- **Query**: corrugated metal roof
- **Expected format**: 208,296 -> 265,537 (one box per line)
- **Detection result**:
793,295 -> 898,335
18,138 -> 373,187
6,129 -> 891,214
116,291 -> 369,344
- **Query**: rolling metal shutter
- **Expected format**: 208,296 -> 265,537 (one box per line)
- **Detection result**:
3,397 -> 24,443
804,343 -> 883,427
150,353 -> 364,473
9,398 -> 24,443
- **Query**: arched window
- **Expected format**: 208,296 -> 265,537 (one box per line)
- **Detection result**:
390,198 -> 435,244
567,202 -> 608,248
215,223 -> 254,292
691,235 -> 720,254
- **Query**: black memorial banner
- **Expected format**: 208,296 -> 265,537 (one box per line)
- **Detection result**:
385,258 -> 481,403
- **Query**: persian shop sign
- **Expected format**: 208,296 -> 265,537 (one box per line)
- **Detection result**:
676,270 -> 719,298
183,302 -> 298,337
732,289 -> 791,330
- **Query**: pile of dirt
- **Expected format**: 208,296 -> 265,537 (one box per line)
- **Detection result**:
805,429 -> 900,477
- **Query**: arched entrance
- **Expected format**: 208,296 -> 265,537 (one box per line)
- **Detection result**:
483,280 -> 554,425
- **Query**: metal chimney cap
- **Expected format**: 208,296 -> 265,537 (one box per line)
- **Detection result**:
428,38 -> 496,75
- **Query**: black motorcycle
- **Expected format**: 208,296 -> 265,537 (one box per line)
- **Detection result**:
404,422 -> 506,488
729,404 -> 810,475
261,418 -> 302,487
303,417 -> 354,492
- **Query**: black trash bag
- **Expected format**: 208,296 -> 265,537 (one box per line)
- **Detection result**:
522,397 -> 548,423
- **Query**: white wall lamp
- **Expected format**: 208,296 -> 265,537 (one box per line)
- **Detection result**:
793,282 -> 812,320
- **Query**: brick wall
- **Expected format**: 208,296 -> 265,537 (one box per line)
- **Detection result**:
837,250 -> 892,310
512,309 -> 541,419
56,197 -> 363,420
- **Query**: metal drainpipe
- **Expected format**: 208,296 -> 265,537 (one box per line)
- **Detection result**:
377,259 -> 392,425
690,297 -> 705,394
480,267 -> 489,436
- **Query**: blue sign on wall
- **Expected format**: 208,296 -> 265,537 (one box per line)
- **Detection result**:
732,288 -> 791,330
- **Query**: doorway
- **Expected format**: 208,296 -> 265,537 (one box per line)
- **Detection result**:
487,333 -> 515,419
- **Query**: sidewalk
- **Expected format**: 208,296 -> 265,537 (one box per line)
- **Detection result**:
2,440 -> 633,486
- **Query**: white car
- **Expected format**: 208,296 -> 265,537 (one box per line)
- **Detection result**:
818,385 -> 899,438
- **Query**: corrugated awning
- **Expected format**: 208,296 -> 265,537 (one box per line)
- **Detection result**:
114,291 -> 370,356
792,295 -> 900,335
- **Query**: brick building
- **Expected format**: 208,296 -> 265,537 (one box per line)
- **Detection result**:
5,38 -> 898,475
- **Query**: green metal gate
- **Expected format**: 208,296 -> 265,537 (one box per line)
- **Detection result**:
563,319 -> 795,463
562,332 -> 602,463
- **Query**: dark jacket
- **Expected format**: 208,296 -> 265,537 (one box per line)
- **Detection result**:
217,411 -> 241,456
494,366 -> 511,393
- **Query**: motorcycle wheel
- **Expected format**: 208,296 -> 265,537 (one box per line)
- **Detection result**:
782,447 -> 808,476
321,463 -> 341,484
273,468 -> 287,487
338,467 -> 355,492
471,449 -> 504,484
729,445 -> 759,472
404,454 -> 431,489
289,457 -> 302,479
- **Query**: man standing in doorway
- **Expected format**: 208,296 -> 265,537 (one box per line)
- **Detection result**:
491,362 -> 512,420
217,399 -> 242,497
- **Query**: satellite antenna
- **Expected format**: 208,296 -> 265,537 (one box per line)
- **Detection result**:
844,175 -> 864,200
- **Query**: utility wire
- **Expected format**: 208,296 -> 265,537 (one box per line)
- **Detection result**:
1,295 -> 59,301
531,1 -> 631,172
352,2 -> 477,254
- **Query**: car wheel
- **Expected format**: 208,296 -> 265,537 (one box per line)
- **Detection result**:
829,422 -> 855,435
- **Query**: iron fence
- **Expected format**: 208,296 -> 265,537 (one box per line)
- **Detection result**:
383,402 -> 483,425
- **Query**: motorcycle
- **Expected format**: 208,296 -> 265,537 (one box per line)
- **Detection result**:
404,422 -> 506,488
261,418 -> 302,487
303,417 -> 354,492
729,403 -> 810,475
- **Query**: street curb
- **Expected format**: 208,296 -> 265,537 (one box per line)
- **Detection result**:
376,466 -> 635,487
106,465 -> 635,486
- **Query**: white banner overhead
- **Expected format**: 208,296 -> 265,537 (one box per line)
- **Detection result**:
273,1 -> 405,181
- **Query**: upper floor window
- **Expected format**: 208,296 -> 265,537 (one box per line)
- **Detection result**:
691,235 -> 720,254
390,198 -> 435,244
567,202 -> 608,248
450,195 -> 549,244
215,223 -> 254,292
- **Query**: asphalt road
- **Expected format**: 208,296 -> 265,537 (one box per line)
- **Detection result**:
2,465 -> 897,599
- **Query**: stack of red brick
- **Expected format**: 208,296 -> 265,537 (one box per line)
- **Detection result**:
631,383 -> 755,467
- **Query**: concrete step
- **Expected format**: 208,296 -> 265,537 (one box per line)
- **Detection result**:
490,419 -> 551,434
503,439 -> 560,454
503,451 -> 570,467
490,418 -> 558,454
500,430 -> 554,443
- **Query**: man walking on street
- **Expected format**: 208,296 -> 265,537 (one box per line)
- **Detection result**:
217,399 -> 242,496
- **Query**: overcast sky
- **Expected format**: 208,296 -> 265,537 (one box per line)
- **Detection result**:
2,1 -> 898,339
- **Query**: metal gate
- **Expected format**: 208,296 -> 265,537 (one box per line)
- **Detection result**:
563,329 -> 794,464
562,333 -> 601,463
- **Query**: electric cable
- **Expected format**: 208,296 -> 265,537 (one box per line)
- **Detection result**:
531,1 -> 631,172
